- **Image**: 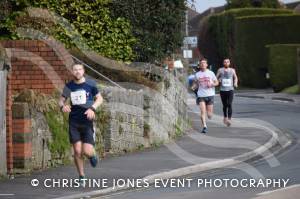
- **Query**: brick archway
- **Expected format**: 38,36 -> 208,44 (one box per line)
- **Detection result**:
0,40 -> 74,175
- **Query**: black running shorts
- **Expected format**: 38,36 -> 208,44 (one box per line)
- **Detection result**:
196,96 -> 214,105
69,120 -> 95,145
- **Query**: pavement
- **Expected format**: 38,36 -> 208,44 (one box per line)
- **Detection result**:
0,91 -> 293,199
235,89 -> 300,104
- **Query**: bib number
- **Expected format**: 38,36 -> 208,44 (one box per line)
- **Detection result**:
70,90 -> 87,105
222,79 -> 232,87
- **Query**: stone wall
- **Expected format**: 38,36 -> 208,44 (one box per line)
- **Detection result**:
101,67 -> 188,154
101,87 -> 145,153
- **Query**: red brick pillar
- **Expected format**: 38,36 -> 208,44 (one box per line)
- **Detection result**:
6,74 -> 13,175
12,102 -> 32,172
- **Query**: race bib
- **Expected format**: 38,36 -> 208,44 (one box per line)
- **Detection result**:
222,78 -> 232,87
70,90 -> 87,105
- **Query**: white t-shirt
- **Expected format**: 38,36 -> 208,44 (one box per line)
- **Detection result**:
195,69 -> 217,97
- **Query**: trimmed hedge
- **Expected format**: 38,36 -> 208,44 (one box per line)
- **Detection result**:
266,44 -> 300,92
208,8 -> 292,67
234,14 -> 300,88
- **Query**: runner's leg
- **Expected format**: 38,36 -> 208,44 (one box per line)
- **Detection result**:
228,90 -> 234,120
206,104 -> 214,120
220,91 -> 228,124
73,141 -> 84,176
81,124 -> 98,167
83,143 -> 95,157
199,101 -> 207,128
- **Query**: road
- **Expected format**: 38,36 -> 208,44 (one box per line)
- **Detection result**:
99,95 -> 300,199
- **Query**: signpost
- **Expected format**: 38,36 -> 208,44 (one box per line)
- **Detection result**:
297,48 -> 300,91
183,37 -> 198,45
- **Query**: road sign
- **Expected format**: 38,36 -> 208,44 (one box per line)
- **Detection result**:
183,50 -> 193,59
183,37 -> 198,45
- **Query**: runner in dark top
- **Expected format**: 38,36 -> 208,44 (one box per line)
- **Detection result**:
216,58 -> 238,127
59,64 -> 103,186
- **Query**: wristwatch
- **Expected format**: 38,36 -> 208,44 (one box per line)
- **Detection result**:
89,106 -> 96,113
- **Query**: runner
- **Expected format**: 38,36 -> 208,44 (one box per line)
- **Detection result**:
59,63 -> 103,185
195,58 -> 219,134
188,63 -> 200,97
216,58 -> 238,127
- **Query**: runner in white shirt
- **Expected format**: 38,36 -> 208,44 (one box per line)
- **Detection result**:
194,58 -> 219,134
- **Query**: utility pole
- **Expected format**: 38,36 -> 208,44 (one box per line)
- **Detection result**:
297,48 -> 300,92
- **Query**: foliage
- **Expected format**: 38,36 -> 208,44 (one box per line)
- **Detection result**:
235,15 -> 300,88
207,8 -> 292,67
109,0 -> 186,63
266,44 -> 300,92
282,85 -> 300,94
1,0 -> 136,61
45,110 -> 70,161
226,0 -> 281,9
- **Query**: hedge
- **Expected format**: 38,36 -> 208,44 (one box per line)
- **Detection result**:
266,44 -> 300,92
208,8 -> 292,67
234,14 -> 300,88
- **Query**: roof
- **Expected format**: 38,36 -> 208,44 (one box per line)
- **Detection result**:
285,1 -> 300,9
188,5 -> 225,36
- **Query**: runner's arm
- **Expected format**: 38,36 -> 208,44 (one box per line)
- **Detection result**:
212,79 -> 219,87
216,69 -> 220,79
233,69 -> 238,87
91,93 -> 103,110
212,72 -> 219,87
59,96 -> 71,112
58,96 -> 66,108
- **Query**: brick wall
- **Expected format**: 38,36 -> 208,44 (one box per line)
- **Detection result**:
1,40 -> 74,174
1,40 -> 74,94
12,103 -> 32,171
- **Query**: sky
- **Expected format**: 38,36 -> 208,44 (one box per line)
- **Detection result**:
191,0 -> 300,13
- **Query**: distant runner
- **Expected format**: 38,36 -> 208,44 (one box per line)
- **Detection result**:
216,58 -> 238,127
59,64 -> 103,185
188,63 -> 200,97
194,58 -> 219,134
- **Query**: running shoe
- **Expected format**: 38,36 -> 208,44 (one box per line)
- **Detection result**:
89,155 -> 98,168
201,127 -> 208,134
226,120 -> 231,127
79,175 -> 86,187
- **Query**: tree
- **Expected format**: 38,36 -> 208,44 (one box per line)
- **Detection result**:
109,0 -> 186,63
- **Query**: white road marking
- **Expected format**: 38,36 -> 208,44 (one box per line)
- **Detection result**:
258,184 -> 300,196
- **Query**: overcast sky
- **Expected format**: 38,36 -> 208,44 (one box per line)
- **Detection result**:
190,0 -> 300,13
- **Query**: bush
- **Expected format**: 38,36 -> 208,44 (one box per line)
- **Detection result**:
207,8 -> 292,67
266,44 -> 300,92
226,0 -> 281,9
1,0 -> 137,62
234,15 -> 300,88
282,84 -> 300,94
109,0 -> 186,63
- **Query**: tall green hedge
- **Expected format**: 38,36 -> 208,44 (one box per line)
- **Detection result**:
226,0 -> 280,9
234,14 -> 300,88
266,44 -> 300,92
208,8 -> 292,67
